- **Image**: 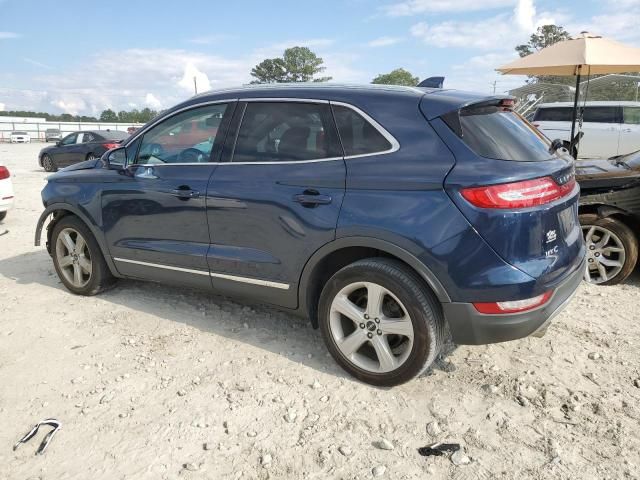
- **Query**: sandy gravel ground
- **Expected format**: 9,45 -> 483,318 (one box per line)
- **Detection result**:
0,143 -> 639,480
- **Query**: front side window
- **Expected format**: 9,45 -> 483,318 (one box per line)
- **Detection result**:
61,133 -> 77,145
135,103 -> 229,164
582,106 -> 619,123
232,102 -> 341,163
332,105 -> 392,157
623,107 -> 640,125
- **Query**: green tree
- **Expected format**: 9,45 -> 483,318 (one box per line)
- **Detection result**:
515,25 -> 573,89
99,109 -> 118,122
371,68 -> 419,86
250,46 -> 332,83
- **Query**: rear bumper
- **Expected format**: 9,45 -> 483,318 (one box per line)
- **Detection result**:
443,257 -> 585,345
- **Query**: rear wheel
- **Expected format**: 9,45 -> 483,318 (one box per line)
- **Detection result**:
51,216 -> 116,295
86,153 -> 98,161
318,258 -> 445,387
42,154 -> 57,172
580,214 -> 638,285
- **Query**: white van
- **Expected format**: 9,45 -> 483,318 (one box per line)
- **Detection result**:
532,101 -> 640,159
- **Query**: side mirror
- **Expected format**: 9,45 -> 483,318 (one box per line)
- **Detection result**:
103,147 -> 126,169
55,141 -> 62,147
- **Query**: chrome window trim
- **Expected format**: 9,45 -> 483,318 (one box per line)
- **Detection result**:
330,100 -> 400,159
113,257 -> 290,289
240,97 -> 330,104
122,97 -> 400,167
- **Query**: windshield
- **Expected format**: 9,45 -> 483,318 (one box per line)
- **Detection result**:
12,131 -> 28,135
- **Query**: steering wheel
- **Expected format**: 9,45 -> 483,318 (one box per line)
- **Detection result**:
177,148 -> 208,163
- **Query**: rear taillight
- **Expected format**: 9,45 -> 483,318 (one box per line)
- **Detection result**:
103,143 -> 119,150
461,176 -> 575,209
0,166 -> 10,180
473,291 -> 553,314
533,123 -> 540,128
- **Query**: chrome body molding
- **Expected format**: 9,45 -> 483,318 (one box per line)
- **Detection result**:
113,257 -> 290,289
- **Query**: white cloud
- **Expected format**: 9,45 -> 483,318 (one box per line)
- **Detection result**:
382,0 -> 515,16
0,40 -> 367,115
410,0 -> 558,50
366,36 -> 404,47
188,34 -> 234,45
178,63 -> 212,94
567,13 -> 640,43
0,31 -> 20,39
24,58 -> 52,69
51,98 -> 87,116
145,93 -> 162,109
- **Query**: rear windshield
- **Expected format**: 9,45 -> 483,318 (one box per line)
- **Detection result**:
46,129 -> 60,133
98,130 -> 128,140
445,105 -> 553,161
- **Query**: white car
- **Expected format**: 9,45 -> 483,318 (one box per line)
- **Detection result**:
532,101 -> 640,159
0,163 -> 14,222
10,131 -> 31,143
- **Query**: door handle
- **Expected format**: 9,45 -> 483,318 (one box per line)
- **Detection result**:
171,188 -> 200,199
293,189 -> 332,207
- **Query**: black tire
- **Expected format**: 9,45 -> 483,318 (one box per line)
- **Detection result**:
562,141 -> 577,159
51,215 -> 116,295
42,154 -> 57,172
580,214 -> 638,285
318,257 -> 445,387
86,153 -> 98,161
0,211 -> 6,222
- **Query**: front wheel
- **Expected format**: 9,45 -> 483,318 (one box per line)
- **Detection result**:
318,258 -> 445,387
51,216 -> 116,295
580,214 -> 638,285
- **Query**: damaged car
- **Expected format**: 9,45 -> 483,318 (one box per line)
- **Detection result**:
577,151 -> 640,285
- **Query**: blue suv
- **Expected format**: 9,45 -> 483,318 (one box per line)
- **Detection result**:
35,84 -> 585,386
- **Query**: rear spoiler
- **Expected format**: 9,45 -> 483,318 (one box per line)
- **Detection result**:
420,91 -> 514,120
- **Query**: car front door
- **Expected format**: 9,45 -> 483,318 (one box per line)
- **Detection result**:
102,101 -> 234,289
205,100 -> 346,308
619,106 -> 640,155
579,106 -> 621,158
55,133 -> 78,165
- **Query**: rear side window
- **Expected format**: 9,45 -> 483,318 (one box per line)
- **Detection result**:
623,107 -> 640,125
445,104 -> 553,162
582,106 -> 619,123
232,102 -> 341,163
332,105 -> 392,156
533,107 -> 573,122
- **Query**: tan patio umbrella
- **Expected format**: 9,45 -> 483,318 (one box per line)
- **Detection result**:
497,32 -> 640,155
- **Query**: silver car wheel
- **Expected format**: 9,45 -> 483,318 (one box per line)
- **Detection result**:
582,224 -> 626,284
55,227 -> 92,288
329,281 -> 414,374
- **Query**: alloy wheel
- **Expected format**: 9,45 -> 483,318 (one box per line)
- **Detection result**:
329,281 -> 414,374
55,227 -> 93,288
582,224 -> 626,284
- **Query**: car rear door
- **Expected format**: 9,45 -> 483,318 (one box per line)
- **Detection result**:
102,101 -> 234,290
619,106 -> 640,155
205,100 -> 346,308
579,106 -> 621,158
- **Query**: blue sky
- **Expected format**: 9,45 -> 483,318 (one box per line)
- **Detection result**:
0,0 -> 637,115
